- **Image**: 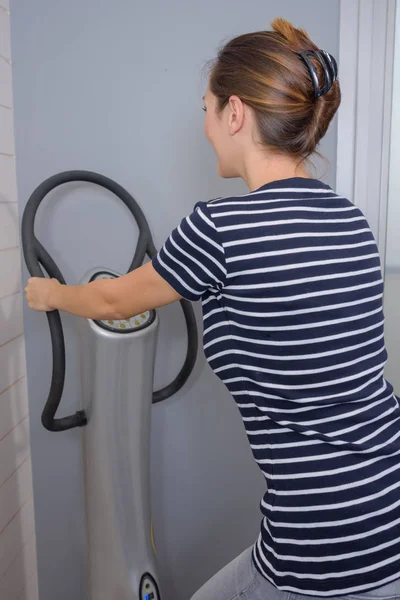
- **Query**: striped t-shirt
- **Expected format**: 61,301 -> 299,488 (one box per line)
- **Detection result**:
152,177 -> 400,597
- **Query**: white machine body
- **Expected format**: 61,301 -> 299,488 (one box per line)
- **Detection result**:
78,268 -> 161,600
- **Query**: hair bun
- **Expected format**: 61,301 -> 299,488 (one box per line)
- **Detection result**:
271,17 -> 314,52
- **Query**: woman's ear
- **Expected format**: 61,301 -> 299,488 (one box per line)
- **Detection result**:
228,95 -> 245,135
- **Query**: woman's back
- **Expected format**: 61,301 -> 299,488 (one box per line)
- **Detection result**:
153,175 -> 400,595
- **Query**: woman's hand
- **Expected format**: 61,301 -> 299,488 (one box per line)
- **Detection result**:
25,277 -> 61,312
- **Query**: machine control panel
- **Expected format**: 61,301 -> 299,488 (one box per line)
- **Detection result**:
140,573 -> 160,600
90,271 -> 156,333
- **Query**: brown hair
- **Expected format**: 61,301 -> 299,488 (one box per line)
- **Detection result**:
209,18 -> 341,160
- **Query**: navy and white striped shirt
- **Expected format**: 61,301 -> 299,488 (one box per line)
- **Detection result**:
152,177 -> 400,596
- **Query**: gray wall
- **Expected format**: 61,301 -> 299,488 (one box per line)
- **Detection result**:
11,1 -> 340,599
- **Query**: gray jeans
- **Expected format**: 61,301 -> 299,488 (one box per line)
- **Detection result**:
190,546 -> 400,600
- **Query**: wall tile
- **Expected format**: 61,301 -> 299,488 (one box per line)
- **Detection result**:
0,335 -> 26,395
0,458 -> 32,534
0,248 -> 21,298
0,293 -> 23,347
0,10 -> 11,62
0,202 -> 19,250
0,378 -> 28,441
0,418 -> 30,488
0,534 -> 37,598
0,58 -> 12,107
17,568 -> 39,600
0,499 -> 35,579
0,154 -> 18,203
0,104 -> 14,155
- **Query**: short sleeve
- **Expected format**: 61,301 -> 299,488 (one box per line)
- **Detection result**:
152,202 -> 227,301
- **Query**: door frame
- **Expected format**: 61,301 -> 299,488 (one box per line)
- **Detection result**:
336,0 -> 397,269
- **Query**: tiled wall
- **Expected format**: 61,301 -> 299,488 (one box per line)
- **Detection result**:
0,2 -> 39,599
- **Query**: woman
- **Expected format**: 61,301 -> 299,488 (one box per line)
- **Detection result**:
25,18 -> 400,600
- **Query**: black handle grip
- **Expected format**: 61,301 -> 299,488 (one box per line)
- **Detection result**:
21,170 -> 198,432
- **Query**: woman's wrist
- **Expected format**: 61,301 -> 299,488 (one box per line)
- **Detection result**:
48,279 -> 63,311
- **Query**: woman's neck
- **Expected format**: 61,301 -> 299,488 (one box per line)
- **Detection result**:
241,151 -> 312,191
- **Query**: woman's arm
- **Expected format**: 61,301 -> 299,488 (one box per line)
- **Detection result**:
25,262 -> 182,319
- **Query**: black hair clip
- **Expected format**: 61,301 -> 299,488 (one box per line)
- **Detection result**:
298,50 -> 338,99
